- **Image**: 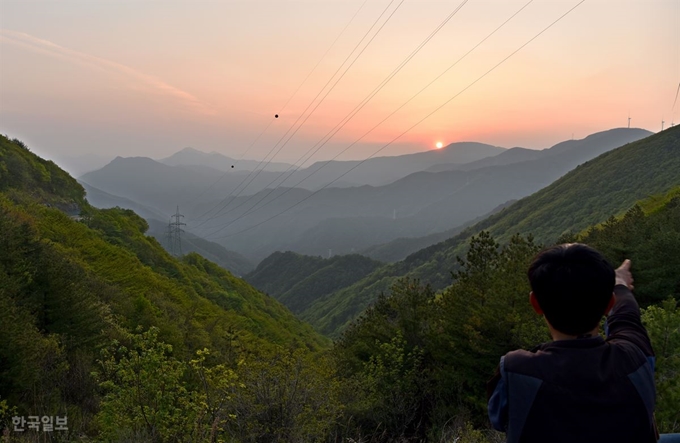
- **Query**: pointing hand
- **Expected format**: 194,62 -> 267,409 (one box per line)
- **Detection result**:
615,259 -> 634,290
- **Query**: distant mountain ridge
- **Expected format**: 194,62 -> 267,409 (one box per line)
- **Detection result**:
80,128 -> 652,262
160,147 -> 294,172
299,142 -> 505,187
427,129 -> 649,172
426,147 -> 541,172
299,126 -> 680,337
81,141 -> 506,212
194,128 -> 651,260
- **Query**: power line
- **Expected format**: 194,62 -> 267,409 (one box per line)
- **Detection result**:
199,0 -> 470,236
196,0 -> 404,227
207,0 -> 587,241
190,0 -> 369,223
192,0 -> 403,228
203,0 -> 532,236
279,0 -> 369,112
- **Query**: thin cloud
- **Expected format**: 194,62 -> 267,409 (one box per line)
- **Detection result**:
0,30 -> 216,116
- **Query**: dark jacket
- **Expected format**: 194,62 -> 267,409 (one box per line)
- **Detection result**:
487,285 -> 657,443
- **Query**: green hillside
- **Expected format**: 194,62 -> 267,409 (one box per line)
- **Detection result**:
304,126 -> 680,337
2,134 -> 678,442
0,135 -> 328,437
331,191 -> 680,439
246,251 -> 382,315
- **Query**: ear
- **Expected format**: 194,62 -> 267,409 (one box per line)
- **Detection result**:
605,293 -> 615,315
530,292 -> 543,315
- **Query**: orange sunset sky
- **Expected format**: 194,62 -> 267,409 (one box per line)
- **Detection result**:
1,0 -> 679,167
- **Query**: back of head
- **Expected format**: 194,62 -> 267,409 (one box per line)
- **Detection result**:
528,243 -> 614,336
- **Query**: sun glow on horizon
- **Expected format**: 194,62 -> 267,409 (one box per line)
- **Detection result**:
435,142 -> 443,149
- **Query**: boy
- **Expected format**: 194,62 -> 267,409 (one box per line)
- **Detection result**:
487,243 -> 657,443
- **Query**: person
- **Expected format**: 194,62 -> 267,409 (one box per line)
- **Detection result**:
487,243 -> 657,443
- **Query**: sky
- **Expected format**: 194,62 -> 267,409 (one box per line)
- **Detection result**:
1,0 -> 679,170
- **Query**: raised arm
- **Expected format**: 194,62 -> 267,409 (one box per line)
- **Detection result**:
606,259 -> 655,360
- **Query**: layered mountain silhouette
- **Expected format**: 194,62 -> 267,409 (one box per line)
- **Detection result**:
289,126 -> 679,337
80,128 -> 651,262
160,147 -> 294,172
80,141 -> 506,212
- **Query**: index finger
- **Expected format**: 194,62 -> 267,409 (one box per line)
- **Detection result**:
620,259 -> 632,270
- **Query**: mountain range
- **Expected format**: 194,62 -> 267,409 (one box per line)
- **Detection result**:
253,126 -> 680,337
79,128 -> 651,262
4,128 -> 678,440
160,147 -> 294,172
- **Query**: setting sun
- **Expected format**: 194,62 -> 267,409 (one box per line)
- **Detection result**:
436,142 -> 443,149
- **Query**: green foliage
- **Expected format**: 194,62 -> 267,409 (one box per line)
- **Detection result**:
642,299 -> 680,433
189,348 -> 240,438
333,220 -> 680,441
0,135 -> 85,206
574,194 -> 680,303
360,332 -> 427,438
335,280 -> 436,440
333,234 -> 544,441
0,137 -> 328,439
3,133 -> 679,441
227,347 -> 342,443
96,327 -> 197,442
433,234 -> 546,420
95,326 -> 247,442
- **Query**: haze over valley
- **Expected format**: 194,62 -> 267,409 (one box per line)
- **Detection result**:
80,127 -> 652,262
1,0 -> 679,441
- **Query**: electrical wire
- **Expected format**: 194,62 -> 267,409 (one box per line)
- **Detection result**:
204,0 -> 532,236
206,0 -> 587,241
199,0 -> 470,235
190,0 -> 369,222
192,0 -> 401,227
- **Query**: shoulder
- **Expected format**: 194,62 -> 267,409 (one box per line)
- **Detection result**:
606,337 -> 655,377
502,345 -> 552,375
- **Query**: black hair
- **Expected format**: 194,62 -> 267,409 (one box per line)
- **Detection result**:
527,243 -> 614,336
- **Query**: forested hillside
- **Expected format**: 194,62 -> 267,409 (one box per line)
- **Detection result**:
82,182 -> 255,276
1,134 -> 678,442
246,252 -> 382,315
302,127 -> 680,337
332,194 -> 680,439
0,135 -> 331,440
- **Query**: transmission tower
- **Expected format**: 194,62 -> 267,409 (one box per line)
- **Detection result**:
166,206 -> 186,256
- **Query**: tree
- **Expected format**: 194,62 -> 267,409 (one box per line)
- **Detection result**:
642,299 -> 680,433
96,327 -> 197,442
334,279 -> 438,440
228,347 -> 341,443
